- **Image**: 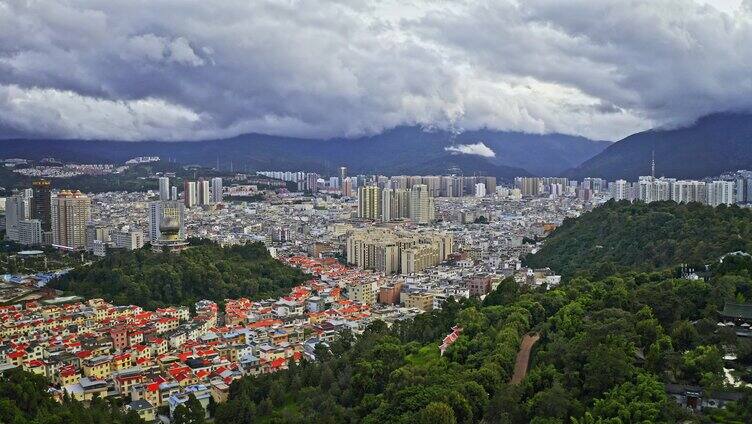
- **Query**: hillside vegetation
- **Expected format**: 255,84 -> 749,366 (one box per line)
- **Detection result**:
525,200 -> 752,277
214,255 -> 752,423
49,242 -> 307,309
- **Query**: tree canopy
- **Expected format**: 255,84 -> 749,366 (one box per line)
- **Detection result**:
525,200 -> 752,277
49,241 -> 307,309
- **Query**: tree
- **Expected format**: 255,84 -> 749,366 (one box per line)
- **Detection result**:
419,402 -> 457,424
172,394 -> 206,424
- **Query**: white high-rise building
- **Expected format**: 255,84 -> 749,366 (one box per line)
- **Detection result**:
211,177 -> 223,203
5,193 -> 31,241
381,188 -> 393,222
672,180 -> 706,204
706,180 -> 735,206
611,180 -> 630,201
158,177 -> 170,201
474,183 -> 486,198
18,219 -> 42,246
409,184 -> 435,224
171,186 -> 178,201
637,177 -> 672,203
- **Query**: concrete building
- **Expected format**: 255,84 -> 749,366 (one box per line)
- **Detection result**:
183,181 -> 197,208
380,188 -> 393,222
148,201 -> 185,243
474,183 -> 486,198
5,193 -> 31,241
409,184 -> 435,224
211,177 -> 223,203
51,190 -> 91,250
32,179 -> 52,231
346,227 -> 452,275
113,230 -> 145,250
197,180 -> 210,206
707,180 -> 735,206
158,177 -> 170,201
357,186 -> 381,220
348,281 -> 378,305
18,219 -> 43,246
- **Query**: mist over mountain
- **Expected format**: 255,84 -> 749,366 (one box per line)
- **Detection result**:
0,127 -> 608,178
566,113 -> 752,180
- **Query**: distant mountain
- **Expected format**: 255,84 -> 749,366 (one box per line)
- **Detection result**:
0,127 -> 608,179
566,113 -> 752,180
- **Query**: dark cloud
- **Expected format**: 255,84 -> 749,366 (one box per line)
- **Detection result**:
0,0 -> 749,141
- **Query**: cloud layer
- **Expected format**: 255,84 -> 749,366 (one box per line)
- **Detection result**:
1,0 -> 751,141
445,142 -> 496,158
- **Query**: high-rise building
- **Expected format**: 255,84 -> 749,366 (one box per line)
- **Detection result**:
409,184 -> 434,224
381,188 -> 393,222
86,224 -> 110,251
342,177 -> 353,197
339,166 -> 348,186
18,219 -> 42,246
358,186 -> 381,220
151,200 -> 188,253
197,179 -> 210,206
211,177 -> 223,203
515,177 -> 541,197
706,180 -> 735,206
183,181 -> 197,208
171,186 -> 178,201
5,193 -> 31,241
637,177 -> 672,203
474,183 -> 486,198
346,227 -> 453,275
113,230 -> 145,250
306,173 -> 320,193
51,190 -> 91,250
611,180 -> 630,201
672,180 -> 706,204
158,177 -> 170,201
31,179 -> 52,231
148,200 -> 185,243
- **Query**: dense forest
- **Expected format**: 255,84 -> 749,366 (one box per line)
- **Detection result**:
0,368 -> 144,424
213,256 -> 752,423
525,200 -> 752,277
49,242 -> 307,309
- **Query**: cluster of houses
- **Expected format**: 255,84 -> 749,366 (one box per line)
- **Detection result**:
0,267 -> 378,422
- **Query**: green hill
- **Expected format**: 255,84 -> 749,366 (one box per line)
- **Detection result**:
214,251 -> 752,423
525,200 -> 752,278
49,241 -> 307,309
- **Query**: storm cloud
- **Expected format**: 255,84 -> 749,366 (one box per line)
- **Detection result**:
0,0 -> 750,141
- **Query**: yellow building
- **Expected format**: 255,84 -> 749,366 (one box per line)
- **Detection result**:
51,190 -> 91,250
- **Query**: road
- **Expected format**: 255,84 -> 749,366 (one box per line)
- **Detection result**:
510,333 -> 540,384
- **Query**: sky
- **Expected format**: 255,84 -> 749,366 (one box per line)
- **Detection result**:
0,0 -> 751,142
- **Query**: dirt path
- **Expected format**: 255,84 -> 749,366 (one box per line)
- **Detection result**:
510,333 -> 540,384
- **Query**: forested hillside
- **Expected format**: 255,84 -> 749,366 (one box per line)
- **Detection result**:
213,256 -> 752,423
0,368 -> 144,424
49,242 -> 307,309
525,200 -> 752,277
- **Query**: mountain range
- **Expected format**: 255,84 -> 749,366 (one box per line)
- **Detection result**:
1,113 -> 751,180
567,113 -> 752,180
0,127 -> 607,179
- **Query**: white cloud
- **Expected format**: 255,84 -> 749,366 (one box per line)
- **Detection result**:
445,142 -> 496,158
0,0 -> 750,141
